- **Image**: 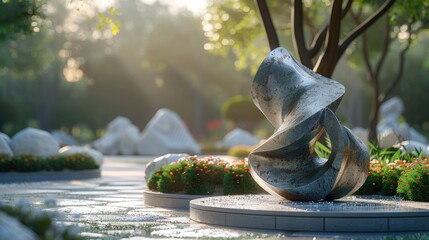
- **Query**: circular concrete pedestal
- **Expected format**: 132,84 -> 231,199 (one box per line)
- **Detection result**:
144,190 -> 208,209
190,195 -> 429,233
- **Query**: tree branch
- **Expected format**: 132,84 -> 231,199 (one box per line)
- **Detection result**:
308,0 -> 353,57
313,0 -> 343,76
256,0 -> 280,50
350,9 -> 374,81
292,0 -> 313,68
380,21 -> 416,103
374,17 -> 391,80
338,0 -> 397,61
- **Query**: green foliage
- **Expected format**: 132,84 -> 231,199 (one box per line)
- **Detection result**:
147,169 -> 162,191
0,203 -> 84,240
381,160 -> 409,196
228,145 -> 253,158
222,95 -> 265,129
13,154 -> 47,172
0,153 -> 98,172
0,153 -> 13,172
0,0 -> 45,42
223,164 -> 258,195
355,159 -> 383,195
147,156 -> 258,195
62,153 -> 99,170
397,158 -> 429,201
314,139 -> 332,159
356,145 -> 429,199
183,159 -> 217,195
157,163 -> 185,193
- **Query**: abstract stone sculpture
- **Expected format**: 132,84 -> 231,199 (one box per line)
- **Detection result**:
249,47 -> 369,201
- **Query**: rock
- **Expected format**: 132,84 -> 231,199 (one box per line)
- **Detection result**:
93,116 -> 140,155
117,125 -> 140,155
93,132 -> 118,155
51,130 -> 77,147
351,127 -> 369,147
0,212 -> 37,240
144,153 -> 189,182
136,109 -> 201,155
59,146 -> 104,166
10,128 -> 60,157
379,97 -> 404,123
218,128 -> 260,148
378,128 -> 400,149
395,140 -> 429,157
0,132 -> 12,155
0,132 -> 10,143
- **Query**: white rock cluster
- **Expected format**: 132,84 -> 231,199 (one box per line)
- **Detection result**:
217,128 -> 260,149
0,128 -> 103,166
352,97 -> 429,155
93,108 -> 201,155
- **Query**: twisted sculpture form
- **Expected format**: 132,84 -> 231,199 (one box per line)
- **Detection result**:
249,47 -> 369,201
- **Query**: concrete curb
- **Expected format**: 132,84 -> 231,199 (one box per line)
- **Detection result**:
144,190 -> 208,209
0,169 -> 101,183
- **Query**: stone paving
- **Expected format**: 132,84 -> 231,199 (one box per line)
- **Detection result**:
0,156 -> 427,239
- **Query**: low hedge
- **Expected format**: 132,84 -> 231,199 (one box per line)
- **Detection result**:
0,153 -> 99,172
147,156 -> 259,195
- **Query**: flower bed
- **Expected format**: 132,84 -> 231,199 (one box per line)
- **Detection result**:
147,156 -> 259,195
356,145 -> 429,201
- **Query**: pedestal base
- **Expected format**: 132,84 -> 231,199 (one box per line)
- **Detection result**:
190,195 -> 429,232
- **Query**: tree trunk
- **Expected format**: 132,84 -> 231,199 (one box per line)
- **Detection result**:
368,79 -> 380,145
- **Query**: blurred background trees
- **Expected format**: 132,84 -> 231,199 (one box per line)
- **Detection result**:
1,0 -> 429,144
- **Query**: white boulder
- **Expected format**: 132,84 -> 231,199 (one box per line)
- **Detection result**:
144,153 -> 189,182
93,116 -> 140,155
0,132 -> 10,143
10,128 -> 60,157
378,128 -> 400,149
0,133 -> 12,155
218,128 -> 260,148
395,140 -> 429,157
379,97 -> 404,123
51,130 -> 77,146
136,109 -> 201,155
0,212 -> 37,240
59,146 -> 104,166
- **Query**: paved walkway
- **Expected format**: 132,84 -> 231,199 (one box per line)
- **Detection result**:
0,156 -> 289,239
1,156 -> 426,239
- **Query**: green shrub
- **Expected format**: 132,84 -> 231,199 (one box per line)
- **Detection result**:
183,159 -> 216,195
381,160 -> 409,196
0,153 -> 13,172
222,95 -> 265,130
228,145 -> 253,158
47,155 -> 68,171
223,164 -> 258,195
147,169 -> 162,191
63,154 -> 98,170
355,159 -> 383,195
156,162 -> 185,193
397,158 -> 429,201
13,154 -> 47,172
147,156 -> 258,195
